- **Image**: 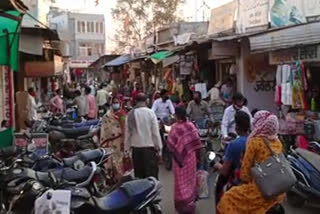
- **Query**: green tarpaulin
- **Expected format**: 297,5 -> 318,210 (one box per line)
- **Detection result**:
0,10 -> 21,71
151,51 -> 173,61
0,128 -> 14,149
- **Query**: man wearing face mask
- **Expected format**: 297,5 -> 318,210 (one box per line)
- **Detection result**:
187,91 -> 210,123
151,89 -> 175,121
221,92 -> 252,142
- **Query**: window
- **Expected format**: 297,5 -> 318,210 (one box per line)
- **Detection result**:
81,21 -> 85,33
87,47 -> 92,56
77,21 -> 81,33
99,22 -> 103,33
79,47 -> 87,57
100,44 -> 105,54
95,22 -> 99,33
91,22 -> 94,33
86,21 -> 90,32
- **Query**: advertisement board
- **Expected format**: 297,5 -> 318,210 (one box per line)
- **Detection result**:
208,1 -> 237,35
269,45 -> 320,65
270,0 -> 306,27
304,0 -> 320,20
237,0 -> 269,32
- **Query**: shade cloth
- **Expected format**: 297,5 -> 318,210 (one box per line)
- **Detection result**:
0,10 -> 21,71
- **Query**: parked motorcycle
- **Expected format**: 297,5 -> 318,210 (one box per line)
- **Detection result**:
287,147 -> 320,208
0,157 -> 162,214
68,177 -> 162,214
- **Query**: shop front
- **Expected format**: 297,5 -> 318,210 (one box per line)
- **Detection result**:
247,22 -> 320,148
268,45 -> 320,143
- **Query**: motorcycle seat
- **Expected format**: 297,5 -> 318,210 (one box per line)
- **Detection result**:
94,178 -> 156,212
296,148 -> 320,172
36,165 -> 96,185
63,149 -> 107,167
49,126 -> 91,138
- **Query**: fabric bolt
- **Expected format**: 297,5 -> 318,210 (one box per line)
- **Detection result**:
167,121 -> 203,214
151,98 -> 175,120
221,106 -> 252,138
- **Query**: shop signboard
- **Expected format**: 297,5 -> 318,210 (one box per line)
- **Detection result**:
69,60 -> 94,68
304,0 -> 320,21
0,66 -> 14,126
210,41 -> 239,60
25,55 -> 64,77
237,0 -> 269,33
208,1 -> 236,35
270,0 -> 306,27
269,45 -> 320,65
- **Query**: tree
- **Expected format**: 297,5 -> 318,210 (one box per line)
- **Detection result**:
112,0 -> 185,53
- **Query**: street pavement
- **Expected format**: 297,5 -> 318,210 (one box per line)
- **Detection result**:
159,166 -> 319,214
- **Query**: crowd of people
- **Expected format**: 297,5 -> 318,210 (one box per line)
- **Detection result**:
23,77 -> 286,214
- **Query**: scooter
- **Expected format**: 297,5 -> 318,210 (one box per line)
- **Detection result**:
207,151 -> 285,214
286,147 -> 320,208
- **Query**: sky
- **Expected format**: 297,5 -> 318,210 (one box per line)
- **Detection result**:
51,0 -> 233,51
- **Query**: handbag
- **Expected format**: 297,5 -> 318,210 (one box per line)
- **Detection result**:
250,139 -> 296,200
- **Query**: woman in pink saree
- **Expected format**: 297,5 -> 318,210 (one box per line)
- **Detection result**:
167,107 -> 204,214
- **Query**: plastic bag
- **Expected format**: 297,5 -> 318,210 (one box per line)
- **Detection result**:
197,169 -> 209,199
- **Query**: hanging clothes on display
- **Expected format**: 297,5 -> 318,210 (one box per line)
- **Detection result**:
292,62 -> 308,110
280,64 -> 293,106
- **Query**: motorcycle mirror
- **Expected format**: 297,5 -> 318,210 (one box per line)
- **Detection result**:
207,151 -> 216,161
27,144 -> 36,153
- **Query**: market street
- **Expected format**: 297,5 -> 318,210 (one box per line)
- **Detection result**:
159,166 -> 320,214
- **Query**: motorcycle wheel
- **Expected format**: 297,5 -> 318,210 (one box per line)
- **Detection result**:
149,203 -> 162,214
286,191 -> 305,208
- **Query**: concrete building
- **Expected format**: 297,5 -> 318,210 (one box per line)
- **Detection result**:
48,7 -> 105,70
21,0 -> 51,27
145,22 -> 209,50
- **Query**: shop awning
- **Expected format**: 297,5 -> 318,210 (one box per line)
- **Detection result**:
249,22 -> 320,53
0,10 -> 22,71
150,51 -> 173,64
103,54 -> 146,67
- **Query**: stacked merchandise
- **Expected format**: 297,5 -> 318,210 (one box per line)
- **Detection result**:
275,61 -> 320,140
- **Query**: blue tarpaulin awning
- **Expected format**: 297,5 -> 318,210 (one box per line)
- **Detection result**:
102,54 -> 146,67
